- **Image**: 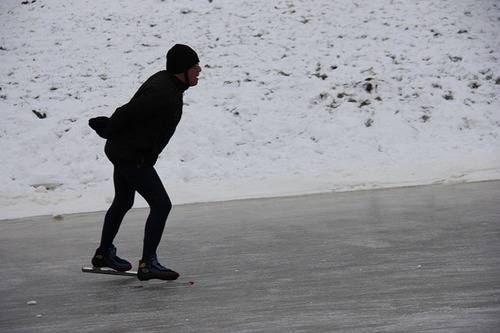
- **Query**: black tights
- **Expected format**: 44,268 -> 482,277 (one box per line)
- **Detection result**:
99,164 -> 172,259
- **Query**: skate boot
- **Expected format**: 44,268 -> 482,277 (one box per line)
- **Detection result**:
137,254 -> 179,281
91,245 -> 132,272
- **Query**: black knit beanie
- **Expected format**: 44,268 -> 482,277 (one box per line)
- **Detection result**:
166,44 -> 200,74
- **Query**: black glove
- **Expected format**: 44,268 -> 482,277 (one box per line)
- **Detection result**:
88,116 -> 110,138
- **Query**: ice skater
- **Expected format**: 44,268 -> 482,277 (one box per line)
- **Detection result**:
88,44 -> 201,281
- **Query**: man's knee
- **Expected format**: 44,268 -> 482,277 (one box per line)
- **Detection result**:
151,194 -> 171,216
124,198 -> 135,211
111,196 -> 134,212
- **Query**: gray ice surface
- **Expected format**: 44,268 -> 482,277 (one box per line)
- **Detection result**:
1,181 -> 499,332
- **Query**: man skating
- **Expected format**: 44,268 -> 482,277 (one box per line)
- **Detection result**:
88,44 -> 201,281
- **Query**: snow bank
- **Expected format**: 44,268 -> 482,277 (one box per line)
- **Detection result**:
1,0 -> 499,219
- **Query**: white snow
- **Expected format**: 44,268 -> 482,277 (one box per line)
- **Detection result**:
1,0 -> 499,220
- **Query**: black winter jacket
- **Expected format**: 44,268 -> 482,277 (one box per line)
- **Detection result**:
89,71 -> 188,166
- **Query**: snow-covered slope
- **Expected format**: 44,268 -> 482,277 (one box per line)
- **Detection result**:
1,0 -> 499,219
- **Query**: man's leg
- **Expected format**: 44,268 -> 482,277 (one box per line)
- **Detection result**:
109,164 -> 171,259
98,164 -> 176,279
92,165 -> 135,271
121,165 -> 178,281
98,166 -> 136,249
131,166 -> 172,259
134,166 -> 178,280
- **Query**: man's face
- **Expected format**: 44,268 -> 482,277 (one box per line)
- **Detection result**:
187,64 -> 202,86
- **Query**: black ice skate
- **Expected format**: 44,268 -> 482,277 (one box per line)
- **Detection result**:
137,254 -> 179,281
91,245 -> 132,272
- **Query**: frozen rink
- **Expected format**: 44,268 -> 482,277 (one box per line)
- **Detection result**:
1,181 -> 500,333
2,0 -> 499,220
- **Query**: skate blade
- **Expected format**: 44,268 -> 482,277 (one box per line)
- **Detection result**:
81,266 -> 137,276
81,266 -> 195,285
